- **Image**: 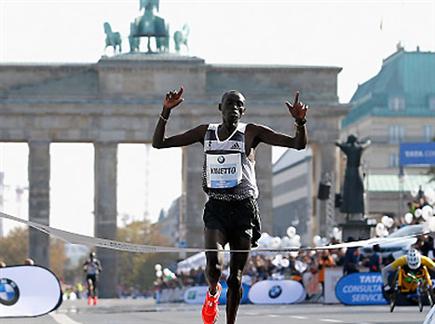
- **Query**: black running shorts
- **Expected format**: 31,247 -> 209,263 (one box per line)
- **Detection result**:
203,197 -> 261,248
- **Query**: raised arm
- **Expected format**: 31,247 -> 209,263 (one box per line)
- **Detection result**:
152,87 -> 206,148
253,92 -> 308,150
360,139 -> 371,150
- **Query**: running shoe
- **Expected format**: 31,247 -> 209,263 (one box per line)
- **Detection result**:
202,283 -> 222,324
92,296 -> 98,306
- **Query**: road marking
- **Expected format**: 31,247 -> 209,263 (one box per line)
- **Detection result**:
291,315 -> 308,319
50,313 -> 83,324
320,319 -> 344,323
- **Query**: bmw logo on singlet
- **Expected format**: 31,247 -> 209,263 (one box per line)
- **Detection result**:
0,278 -> 20,306
217,156 -> 225,164
268,285 -> 282,299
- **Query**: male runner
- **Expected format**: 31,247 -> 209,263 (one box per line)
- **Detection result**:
152,87 -> 308,324
83,251 -> 102,305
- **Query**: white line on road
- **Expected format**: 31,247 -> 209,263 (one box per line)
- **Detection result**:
291,315 -> 308,319
320,319 -> 344,323
50,313 -> 83,324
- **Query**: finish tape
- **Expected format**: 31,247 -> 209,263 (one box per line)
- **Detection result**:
0,211 -> 429,253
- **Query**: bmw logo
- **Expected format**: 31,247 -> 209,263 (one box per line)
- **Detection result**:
217,156 -> 225,164
0,278 -> 20,306
268,285 -> 282,299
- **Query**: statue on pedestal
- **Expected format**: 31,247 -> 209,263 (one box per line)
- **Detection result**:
335,134 -> 371,219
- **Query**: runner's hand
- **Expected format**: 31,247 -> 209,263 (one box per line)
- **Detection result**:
163,86 -> 184,110
285,91 -> 308,122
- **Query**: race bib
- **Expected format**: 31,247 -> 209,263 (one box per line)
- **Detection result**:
206,153 -> 242,188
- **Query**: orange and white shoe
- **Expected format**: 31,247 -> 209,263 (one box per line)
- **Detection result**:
87,296 -> 92,305
92,296 -> 98,306
201,283 -> 222,324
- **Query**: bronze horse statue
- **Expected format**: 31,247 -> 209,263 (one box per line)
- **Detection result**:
173,24 -> 189,53
104,22 -> 122,54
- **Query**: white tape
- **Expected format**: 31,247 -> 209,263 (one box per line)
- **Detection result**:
0,211 -> 429,253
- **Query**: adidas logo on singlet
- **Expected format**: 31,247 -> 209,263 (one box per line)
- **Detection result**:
230,142 -> 241,150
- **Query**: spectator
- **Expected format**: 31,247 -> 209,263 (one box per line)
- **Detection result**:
367,244 -> 382,272
318,250 -> 335,296
343,237 -> 360,275
418,235 -> 435,259
24,258 -> 34,265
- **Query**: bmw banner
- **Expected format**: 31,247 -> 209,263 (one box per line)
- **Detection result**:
248,280 -> 305,304
335,272 -> 387,305
0,265 -> 62,318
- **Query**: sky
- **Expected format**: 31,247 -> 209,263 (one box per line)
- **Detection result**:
0,0 -> 434,236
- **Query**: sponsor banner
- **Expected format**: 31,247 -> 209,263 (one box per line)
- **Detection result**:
248,280 -> 305,304
335,272 -> 387,305
183,283 -> 250,305
218,282 -> 250,305
157,287 -> 186,303
0,265 -> 62,318
184,286 -> 208,304
400,142 -> 435,166
324,267 -> 343,304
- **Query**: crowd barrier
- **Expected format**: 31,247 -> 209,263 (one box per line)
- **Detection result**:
157,269 -> 388,306
156,287 -> 185,303
183,282 -> 251,304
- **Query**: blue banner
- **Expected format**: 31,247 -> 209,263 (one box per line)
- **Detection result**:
335,273 -> 387,305
400,142 -> 435,166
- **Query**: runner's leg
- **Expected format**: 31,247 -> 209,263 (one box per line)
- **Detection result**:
204,228 -> 227,294
226,236 -> 250,324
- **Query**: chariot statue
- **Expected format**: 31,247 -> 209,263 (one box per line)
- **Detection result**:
130,0 -> 170,53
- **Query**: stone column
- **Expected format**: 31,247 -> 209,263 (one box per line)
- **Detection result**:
94,142 -> 118,298
28,141 -> 50,268
317,143 -> 337,237
181,144 -> 206,248
255,145 -> 273,234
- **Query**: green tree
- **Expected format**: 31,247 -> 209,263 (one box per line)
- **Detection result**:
0,227 -> 28,265
0,227 -> 65,276
117,220 -> 177,292
50,238 -> 66,281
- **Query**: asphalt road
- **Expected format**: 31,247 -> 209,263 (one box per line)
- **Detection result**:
1,299 -> 430,324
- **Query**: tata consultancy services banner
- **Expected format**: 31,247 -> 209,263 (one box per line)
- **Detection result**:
335,272 -> 387,305
400,142 -> 435,166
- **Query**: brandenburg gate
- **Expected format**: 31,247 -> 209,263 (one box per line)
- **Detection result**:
0,54 -> 347,296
